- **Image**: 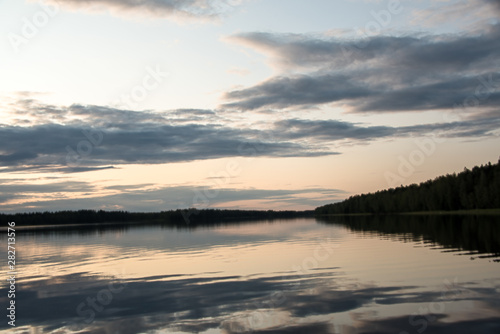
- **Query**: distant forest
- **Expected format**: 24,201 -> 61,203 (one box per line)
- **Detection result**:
0,209 -> 313,227
316,159 -> 500,215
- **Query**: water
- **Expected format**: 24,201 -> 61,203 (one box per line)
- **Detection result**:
1,215 -> 500,333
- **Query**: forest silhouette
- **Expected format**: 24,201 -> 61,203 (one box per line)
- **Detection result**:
316,159 -> 500,215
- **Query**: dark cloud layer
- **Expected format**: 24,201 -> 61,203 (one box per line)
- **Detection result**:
224,73 -> 374,110
225,24 -> 500,113
276,117 -> 500,141
0,121 -> 332,172
1,99 -> 499,174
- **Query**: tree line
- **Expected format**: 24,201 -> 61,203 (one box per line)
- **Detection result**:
0,209 -> 313,227
316,159 -> 500,215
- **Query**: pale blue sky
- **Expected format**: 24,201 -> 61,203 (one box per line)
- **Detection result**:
0,0 -> 428,109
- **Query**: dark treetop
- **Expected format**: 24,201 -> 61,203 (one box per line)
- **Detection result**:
316,159 -> 500,215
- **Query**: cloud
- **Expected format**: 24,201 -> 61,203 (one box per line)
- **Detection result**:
224,24 -> 500,113
0,181 -> 95,194
275,119 -> 395,141
42,0 -> 244,21
0,180 -> 98,205
0,122 -> 333,172
275,117 -> 500,142
0,100 -> 340,173
228,27 -> 500,72
224,73 -> 373,111
409,0 -> 500,31
0,180 -> 345,212
2,97 -> 499,175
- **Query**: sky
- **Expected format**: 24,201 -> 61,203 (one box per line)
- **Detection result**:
0,0 -> 499,213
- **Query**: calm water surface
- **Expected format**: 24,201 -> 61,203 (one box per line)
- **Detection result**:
1,215 -> 500,333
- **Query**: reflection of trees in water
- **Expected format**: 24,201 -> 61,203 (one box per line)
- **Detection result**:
16,215 -> 309,238
2,209 -> 312,230
318,214 -> 500,259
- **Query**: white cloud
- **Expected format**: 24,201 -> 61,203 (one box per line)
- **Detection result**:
41,0 -> 244,22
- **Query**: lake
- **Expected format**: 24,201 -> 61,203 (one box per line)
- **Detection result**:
1,215 -> 500,333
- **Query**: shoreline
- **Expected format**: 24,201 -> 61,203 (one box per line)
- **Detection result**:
315,208 -> 500,217
0,210 -> 314,231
